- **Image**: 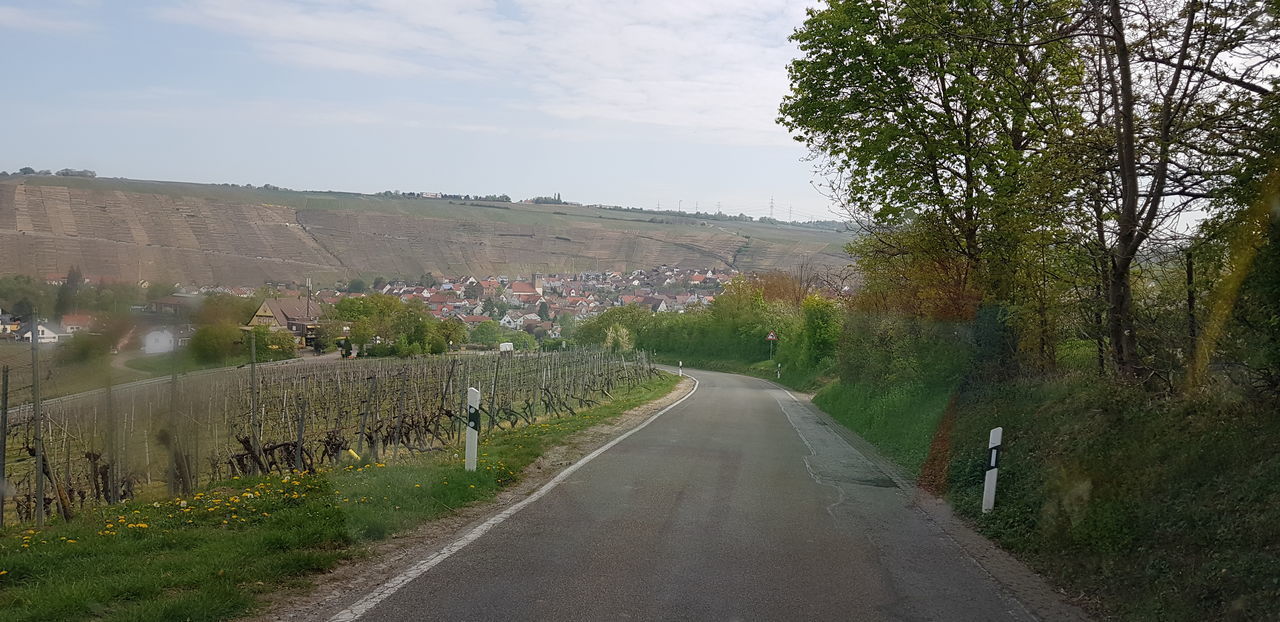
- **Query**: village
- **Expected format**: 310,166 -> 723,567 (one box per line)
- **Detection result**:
0,265 -> 734,359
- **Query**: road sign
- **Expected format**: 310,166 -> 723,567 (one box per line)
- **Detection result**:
766,331 -> 778,341
982,427 -> 1003,513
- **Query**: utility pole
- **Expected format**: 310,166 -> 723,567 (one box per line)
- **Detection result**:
769,195 -> 775,220
30,322 -> 44,527
248,327 -> 261,466
1,365 -> 8,528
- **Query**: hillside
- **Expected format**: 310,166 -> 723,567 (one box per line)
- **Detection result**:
0,176 -> 849,285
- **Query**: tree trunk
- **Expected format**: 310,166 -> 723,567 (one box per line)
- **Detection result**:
1108,256 -> 1140,376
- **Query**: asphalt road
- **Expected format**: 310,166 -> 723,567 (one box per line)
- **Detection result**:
342,369 -> 1041,621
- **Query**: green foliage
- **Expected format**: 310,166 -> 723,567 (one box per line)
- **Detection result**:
800,295 -> 840,365
942,375 -> 1280,620
194,294 -> 258,327
345,278 -> 367,294
509,330 -> 536,351
252,325 -> 297,362
578,278 -> 839,384
437,319 -> 466,349
53,266 -> 84,319
54,332 -> 112,364
468,320 -> 502,347
0,275 -> 52,318
189,324 -> 243,364
540,338 -> 568,351
328,295 -> 450,358
603,324 -> 633,353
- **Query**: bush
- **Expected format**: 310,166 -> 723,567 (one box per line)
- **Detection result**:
55,332 -> 111,364
190,323 -> 242,363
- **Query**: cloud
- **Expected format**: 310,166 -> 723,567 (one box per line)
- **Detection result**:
156,0 -> 814,145
0,6 -> 92,32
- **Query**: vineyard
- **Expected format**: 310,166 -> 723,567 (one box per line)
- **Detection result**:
0,349 -> 657,526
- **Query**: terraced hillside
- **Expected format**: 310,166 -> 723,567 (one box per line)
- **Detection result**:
0,176 -> 849,285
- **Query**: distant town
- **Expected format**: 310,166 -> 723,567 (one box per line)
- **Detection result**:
0,265 -> 735,364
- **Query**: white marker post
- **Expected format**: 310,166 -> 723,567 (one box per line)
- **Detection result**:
678,361 -> 683,377
982,426 -> 1003,513
465,388 -> 480,472
776,363 -> 781,379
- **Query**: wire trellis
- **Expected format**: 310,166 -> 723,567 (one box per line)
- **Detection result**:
0,349 -> 657,526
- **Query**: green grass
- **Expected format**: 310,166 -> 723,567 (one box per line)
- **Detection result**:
0,373 -> 679,622
122,352 -> 253,376
0,343 -> 150,403
811,378 -> 955,477
945,375 -> 1280,620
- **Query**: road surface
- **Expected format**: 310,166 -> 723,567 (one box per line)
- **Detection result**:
333,369 -> 1075,621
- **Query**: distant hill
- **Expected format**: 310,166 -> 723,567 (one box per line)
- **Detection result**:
0,176 -> 850,286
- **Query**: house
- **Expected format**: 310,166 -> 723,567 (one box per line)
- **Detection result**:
509,281 -> 542,296
60,313 -> 95,334
249,297 -> 321,344
20,323 -> 61,344
143,328 -> 175,354
0,311 -> 19,335
499,311 -> 524,330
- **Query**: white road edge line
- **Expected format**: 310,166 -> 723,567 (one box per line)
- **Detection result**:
328,375 -> 700,622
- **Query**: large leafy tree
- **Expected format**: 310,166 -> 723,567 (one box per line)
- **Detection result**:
780,0 -> 1081,311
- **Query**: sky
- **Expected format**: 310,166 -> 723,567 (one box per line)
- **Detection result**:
0,0 -> 839,222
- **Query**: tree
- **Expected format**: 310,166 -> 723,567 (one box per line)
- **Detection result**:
780,0 -> 1278,379
425,333 -> 447,354
189,323 -> 242,363
438,318 -> 467,348
0,275 -> 51,319
195,293 -> 258,326
469,320 -> 502,347
780,0 -> 1080,315
349,320 -> 373,354
53,266 -> 84,319
371,276 -> 387,292
537,300 -> 551,321
18,167 -> 34,175
346,278 -> 367,294
465,282 -> 484,300
557,312 -> 578,338
509,330 -> 537,351
419,273 -> 439,288
801,295 -> 841,365
256,326 -> 298,361
603,324 -> 634,353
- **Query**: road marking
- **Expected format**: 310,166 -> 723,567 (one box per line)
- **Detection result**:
328,375 -> 700,622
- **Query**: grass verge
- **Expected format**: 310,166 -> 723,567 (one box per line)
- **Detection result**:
0,373 -> 680,622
